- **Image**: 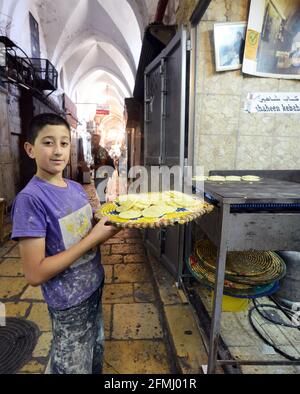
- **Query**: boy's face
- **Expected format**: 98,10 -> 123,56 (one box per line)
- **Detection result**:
25,125 -> 71,176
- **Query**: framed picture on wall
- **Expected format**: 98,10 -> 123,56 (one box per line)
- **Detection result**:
29,12 -> 40,58
213,22 -> 247,72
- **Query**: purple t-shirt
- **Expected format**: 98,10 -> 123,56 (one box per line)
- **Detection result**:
11,176 -> 104,310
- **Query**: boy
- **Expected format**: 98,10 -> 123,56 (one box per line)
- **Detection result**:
11,113 -> 120,374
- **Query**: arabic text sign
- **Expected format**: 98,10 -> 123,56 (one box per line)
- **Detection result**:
96,104 -> 110,116
244,93 -> 300,114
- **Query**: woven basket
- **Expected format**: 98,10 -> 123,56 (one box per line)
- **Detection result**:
95,200 -> 214,229
188,255 -> 252,290
187,255 -> 279,298
195,239 -> 286,285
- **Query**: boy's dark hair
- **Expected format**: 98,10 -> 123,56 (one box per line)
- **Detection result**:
27,113 -> 71,144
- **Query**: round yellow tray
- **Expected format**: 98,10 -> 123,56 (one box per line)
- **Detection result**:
95,200 -> 214,229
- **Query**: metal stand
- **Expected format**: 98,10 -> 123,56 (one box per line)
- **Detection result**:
180,177 -> 300,373
203,207 -> 300,372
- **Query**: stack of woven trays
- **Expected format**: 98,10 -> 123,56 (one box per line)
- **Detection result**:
187,239 -> 286,298
95,191 -> 214,229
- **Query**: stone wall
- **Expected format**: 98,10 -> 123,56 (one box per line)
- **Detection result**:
0,89 -> 16,206
194,0 -> 300,173
175,0 -> 198,25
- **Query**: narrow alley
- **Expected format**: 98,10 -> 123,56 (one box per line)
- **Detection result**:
1,0 -> 300,378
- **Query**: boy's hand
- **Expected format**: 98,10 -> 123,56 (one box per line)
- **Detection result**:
91,216 -> 121,244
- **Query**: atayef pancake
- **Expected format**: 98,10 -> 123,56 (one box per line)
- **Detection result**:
242,175 -> 261,182
142,206 -> 166,218
163,191 -> 199,209
116,200 -> 136,212
174,196 -> 199,209
208,175 -> 226,182
159,204 -> 177,214
225,176 -> 242,181
118,210 -> 143,219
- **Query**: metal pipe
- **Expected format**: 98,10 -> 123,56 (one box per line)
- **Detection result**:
188,26 -> 196,171
190,0 -> 212,27
154,0 -> 169,23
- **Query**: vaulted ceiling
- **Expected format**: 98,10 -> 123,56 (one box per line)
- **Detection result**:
0,0 -> 160,125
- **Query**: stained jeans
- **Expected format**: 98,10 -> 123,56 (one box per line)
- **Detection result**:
48,285 -> 104,374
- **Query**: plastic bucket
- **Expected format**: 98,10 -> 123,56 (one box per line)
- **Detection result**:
211,292 -> 250,312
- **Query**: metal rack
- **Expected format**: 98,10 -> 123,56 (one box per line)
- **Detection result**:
30,58 -> 58,92
181,174 -> 300,374
0,35 -> 57,94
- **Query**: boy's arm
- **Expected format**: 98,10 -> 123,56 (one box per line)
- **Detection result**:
19,217 -> 120,287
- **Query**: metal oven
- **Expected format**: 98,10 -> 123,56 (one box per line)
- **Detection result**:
184,170 -> 300,373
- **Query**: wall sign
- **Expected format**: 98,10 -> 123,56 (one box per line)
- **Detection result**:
96,104 -> 110,116
244,92 -> 300,113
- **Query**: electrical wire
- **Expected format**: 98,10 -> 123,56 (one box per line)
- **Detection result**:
252,298 -> 300,328
248,298 -> 300,361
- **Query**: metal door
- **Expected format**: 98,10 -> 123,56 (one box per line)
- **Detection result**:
144,28 -> 189,278
144,28 -> 187,168
144,54 -> 165,259
144,57 -> 163,166
163,28 -> 187,168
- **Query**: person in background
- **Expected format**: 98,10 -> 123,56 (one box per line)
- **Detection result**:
11,114 -> 120,374
91,134 -> 115,203
91,135 -> 114,172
